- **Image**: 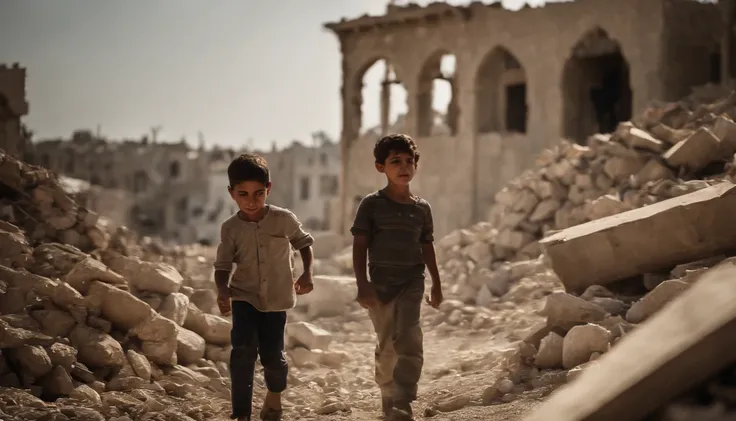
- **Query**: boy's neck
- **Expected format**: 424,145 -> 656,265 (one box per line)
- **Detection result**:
382,183 -> 414,203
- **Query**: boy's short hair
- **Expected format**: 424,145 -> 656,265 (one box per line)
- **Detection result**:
373,133 -> 420,165
227,153 -> 270,187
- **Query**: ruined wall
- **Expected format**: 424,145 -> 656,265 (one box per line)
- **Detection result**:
85,186 -> 136,232
260,147 -> 296,210
31,138 -> 211,243
329,0 -> 720,239
290,142 -> 340,230
661,0 -> 723,101
0,64 -> 29,158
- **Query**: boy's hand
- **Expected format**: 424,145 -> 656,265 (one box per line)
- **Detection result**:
217,287 -> 232,316
425,283 -> 443,309
356,282 -> 379,309
295,272 -> 314,295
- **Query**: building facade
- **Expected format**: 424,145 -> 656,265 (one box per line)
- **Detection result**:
325,0 -> 723,238
30,134 -> 211,244
259,139 -> 341,231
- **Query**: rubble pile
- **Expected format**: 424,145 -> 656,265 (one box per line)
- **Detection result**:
436,91 -> 736,307
521,185 -> 736,420
415,88 -> 736,418
0,150 -> 236,420
103,227 -> 217,291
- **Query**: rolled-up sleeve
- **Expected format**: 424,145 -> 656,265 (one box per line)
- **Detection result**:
420,202 -> 434,244
213,223 -> 236,271
285,212 -> 314,251
350,196 -> 373,237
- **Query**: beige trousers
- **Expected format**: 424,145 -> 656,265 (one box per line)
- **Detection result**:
368,279 -> 425,403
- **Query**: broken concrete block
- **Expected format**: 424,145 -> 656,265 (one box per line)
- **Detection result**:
662,127 -> 722,172
626,280 -> 690,324
633,159 -> 674,186
561,324 -> 610,369
534,332 -> 564,369
522,260 -> 736,421
712,115 -> 736,157
285,322 -> 332,351
540,182 -> 736,292
542,292 -> 607,328
617,123 -> 666,152
584,195 -> 632,221
649,123 -> 690,145
603,156 -> 647,182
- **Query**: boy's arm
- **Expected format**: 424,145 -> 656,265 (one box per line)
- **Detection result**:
213,224 -> 235,294
352,235 -> 369,287
298,246 -> 313,275
350,197 -> 373,287
285,211 -> 315,274
420,203 -> 441,287
422,243 -> 441,287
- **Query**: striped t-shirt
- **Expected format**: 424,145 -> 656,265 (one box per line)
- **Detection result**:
350,190 -> 434,302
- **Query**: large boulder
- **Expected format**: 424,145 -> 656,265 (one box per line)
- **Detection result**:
102,250 -> 183,295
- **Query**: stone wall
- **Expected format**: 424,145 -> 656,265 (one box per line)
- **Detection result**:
327,0 -> 721,239
0,63 -> 29,158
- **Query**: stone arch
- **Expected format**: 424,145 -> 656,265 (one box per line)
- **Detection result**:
561,26 -> 632,143
347,55 -> 408,139
474,46 -> 528,134
417,49 -> 458,137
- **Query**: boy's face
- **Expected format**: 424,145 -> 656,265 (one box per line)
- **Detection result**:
376,150 -> 417,186
228,181 -> 271,219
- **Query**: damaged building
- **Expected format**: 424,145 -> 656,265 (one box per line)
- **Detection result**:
0,63 -> 30,160
325,0 -> 724,238
30,134 -> 211,244
29,133 -> 342,246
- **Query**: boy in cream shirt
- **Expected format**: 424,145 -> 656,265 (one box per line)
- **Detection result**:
214,153 -> 314,421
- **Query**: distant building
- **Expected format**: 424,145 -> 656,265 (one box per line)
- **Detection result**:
29,132 -> 210,244
195,138 -> 342,245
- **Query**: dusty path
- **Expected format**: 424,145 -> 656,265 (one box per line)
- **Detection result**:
211,277 -> 555,421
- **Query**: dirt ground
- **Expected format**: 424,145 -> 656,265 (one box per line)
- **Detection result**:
210,281 -> 554,421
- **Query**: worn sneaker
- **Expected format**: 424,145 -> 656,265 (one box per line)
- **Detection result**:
390,400 -> 413,421
259,406 -> 282,421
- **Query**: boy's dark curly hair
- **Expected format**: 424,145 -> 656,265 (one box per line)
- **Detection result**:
373,133 -> 420,165
227,153 -> 270,187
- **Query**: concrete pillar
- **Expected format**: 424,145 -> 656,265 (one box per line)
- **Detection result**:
380,64 -> 391,135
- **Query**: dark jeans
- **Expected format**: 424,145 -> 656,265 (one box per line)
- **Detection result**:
230,300 -> 288,418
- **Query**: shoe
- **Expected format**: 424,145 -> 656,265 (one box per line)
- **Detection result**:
229,414 -> 250,421
390,400 -> 413,421
259,406 -> 283,421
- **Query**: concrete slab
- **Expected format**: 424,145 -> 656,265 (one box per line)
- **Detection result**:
540,181 -> 736,292
522,260 -> 736,421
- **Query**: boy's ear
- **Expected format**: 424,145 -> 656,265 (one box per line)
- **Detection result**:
266,182 -> 272,193
375,163 -> 385,173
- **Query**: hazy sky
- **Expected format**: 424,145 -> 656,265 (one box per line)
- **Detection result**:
0,0 -> 537,150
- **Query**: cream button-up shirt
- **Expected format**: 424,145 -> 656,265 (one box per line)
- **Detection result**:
213,205 -> 314,312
